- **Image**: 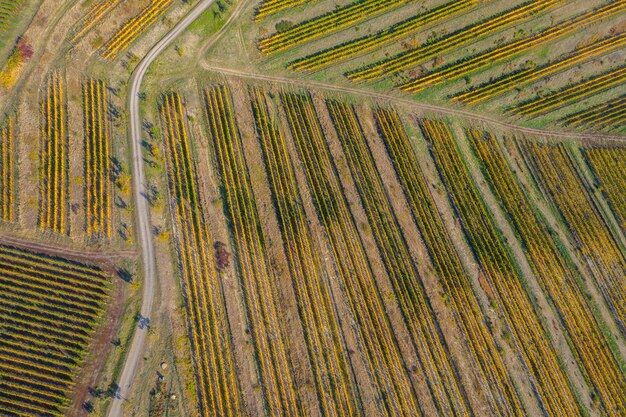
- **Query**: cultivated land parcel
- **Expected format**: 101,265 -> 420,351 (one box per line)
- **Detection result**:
0,0 -> 625,416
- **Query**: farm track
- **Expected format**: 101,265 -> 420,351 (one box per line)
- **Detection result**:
0,235 -> 136,262
107,2 -> 216,416
199,63 -> 626,143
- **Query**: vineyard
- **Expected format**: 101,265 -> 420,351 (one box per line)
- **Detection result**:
249,87 -> 360,417
521,142 -> 626,337
281,92 -> 419,416
346,0 -> 564,82
583,146 -> 626,232
204,85 -> 302,416
374,108 -> 524,417
160,92 -> 242,416
326,100 -> 470,417
39,71 -> 69,235
288,0 -> 477,72
82,79 -> 112,238
0,0 -> 21,32
421,118 -> 582,417
101,0 -> 173,60
0,115 -> 14,222
258,0 -> 413,55
71,0 -> 121,44
561,95 -> 626,131
0,244 -> 110,416
453,31 -> 626,105
467,130 -> 626,416
398,0 -> 626,93
248,0 -> 626,131
510,64 -> 626,118
254,0 -> 314,22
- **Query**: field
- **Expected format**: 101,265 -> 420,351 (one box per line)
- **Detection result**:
467,129 -> 626,416
101,0 -> 174,60
420,118 -> 582,417
1,0 -> 625,416
39,71 -> 69,235
374,108 -> 524,417
220,0 -> 626,133
327,99 -> 469,416
160,91 -> 242,416
521,142 -> 626,338
249,86 -> 359,417
204,84 -> 303,416
0,0 -> 22,32
82,79 -> 112,238
0,244 -> 110,416
583,146 -> 626,232
0,114 -> 14,222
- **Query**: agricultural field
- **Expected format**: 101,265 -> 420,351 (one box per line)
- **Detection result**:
0,244 -> 111,416
0,0 -> 625,416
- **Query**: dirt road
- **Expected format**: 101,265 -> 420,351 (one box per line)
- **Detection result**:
106,1 -> 215,416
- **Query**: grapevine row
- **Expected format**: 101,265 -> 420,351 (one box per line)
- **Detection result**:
560,94 -> 626,130
509,64 -> 626,117
71,0 -> 121,44
374,108 -> 525,417
204,85 -> 302,416
327,100 -> 470,417
281,92 -> 419,416
452,30 -> 626,104
584,146 -> 626,234
520,142 -> 626,337
160,92 -> 243,416
258,0 -> 413,55
0,115 -> 15,222
347,0 -> 563,82
249,86 -> 360,417
289,0 -> 476,72
0,244 -> 109,417
422,118 -> 582,417
39,71 -> 69,235
101,0 -> 173,60
254,0 -> 316,22
468,129 -> 626,417
399,0 -> 626,93
0,0 -> 21,32
83,79 -> 112,238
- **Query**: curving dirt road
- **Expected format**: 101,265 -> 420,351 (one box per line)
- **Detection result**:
200,63 -> 626,143
106,1 -> 215,416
